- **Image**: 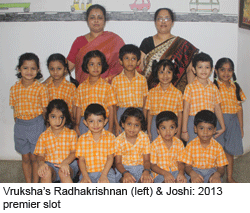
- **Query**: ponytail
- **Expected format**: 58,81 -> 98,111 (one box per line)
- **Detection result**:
213,70 -> 219,89
232,72 -> 242,101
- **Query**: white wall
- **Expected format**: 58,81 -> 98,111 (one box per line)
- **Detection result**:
0,20 -> 241,160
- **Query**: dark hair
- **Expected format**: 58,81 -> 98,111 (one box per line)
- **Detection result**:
194,110 -> 217,127
154,8 -> 175,22
119,44 -> 141,61
82,50 -> 109,74
214,57 -> 242,101
192,52 -> 213,69
86,4 -> 107,21
119,107 -> 147,131
152,59 -> 179,84
84,103 -> 106,120
45,99 -> 73,129
16,52 -> 42,79
156,111 -> 178,129
47,53 -> 79,88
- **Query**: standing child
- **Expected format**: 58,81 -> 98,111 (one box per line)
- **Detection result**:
146,59 -> 183,141
181,52 -> 225,143
112,44 -> 148,136
34,99 -> 78,183
76,104 -> 116,183
115,107 -> 153,183
151,111 -> 187,183
181,110 -> 228,183
214,58 -> 246,183
75,50 -> 117,136
45,53 -> 78,120
9,53 -> 49,183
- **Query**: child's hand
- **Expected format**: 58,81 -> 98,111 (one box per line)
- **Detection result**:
214,128 -> 225,139
181,132 -> 189,142
55,163 -> 70,177
241,127 -> 244,138
209,172 -> 221,183
98,174 -> 110,183
190,171 -> 204,183
115,125 -> 122,136
148,132 -> 152,142
176,173 -> 187,183
140,170 -> 154,183
38,163 -> 49,178
122,172 -> 136,183
163,172 -> 175,183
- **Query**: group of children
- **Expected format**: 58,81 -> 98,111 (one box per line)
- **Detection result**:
9,44 -> 246,183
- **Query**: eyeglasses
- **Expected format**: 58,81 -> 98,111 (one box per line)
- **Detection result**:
156,17 -> 172,22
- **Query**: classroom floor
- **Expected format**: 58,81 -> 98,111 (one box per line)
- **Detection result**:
1,152 -> 250,183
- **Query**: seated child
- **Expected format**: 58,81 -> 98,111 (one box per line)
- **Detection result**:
76,103 -> 116,183
181,110 -> 228,183
112,44 -> 148,136
151,111 -> 187,183
34,99 -> 78,183
115,107 -> 153,183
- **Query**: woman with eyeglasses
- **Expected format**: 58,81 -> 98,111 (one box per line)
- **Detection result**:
139,8 -> 198,93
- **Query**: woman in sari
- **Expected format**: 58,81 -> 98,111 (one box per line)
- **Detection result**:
139,8 -> 198,93
67,4 -> 125,84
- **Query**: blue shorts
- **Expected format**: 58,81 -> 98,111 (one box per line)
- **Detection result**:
154,169 -> 189,183
79,116 -> 109,135
14,115 -> 45,154
188,167 -> 220,183
79,168 -> 116,183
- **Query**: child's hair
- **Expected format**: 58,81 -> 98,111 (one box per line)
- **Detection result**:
119,44 -> 141,61
119,107 -> 147,131
213,57 -> 242,101
45,99 -> 73,129
47,53 -> 79,87
84,103 -> 107,120
152,59 -> 179,84
192,52 -> 213,69
82,50 -> 109,74
154,8 -> 175,22
16,52 -> 43,79
86,4 -> 107,22
194,110 -> 217,127
156,111 -> 178,129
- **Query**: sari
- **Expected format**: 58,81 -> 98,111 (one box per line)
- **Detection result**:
142,36 -> 198,93
72,31 -> 125,84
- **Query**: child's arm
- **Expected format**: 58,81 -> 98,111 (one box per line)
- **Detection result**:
142,96 -> 147,120
98,154 -> 114,183
75,106 -> 82,136
42,107 -> 47,120
185,164 -> 204,183
151,163 -> 175,183
107,105 -> 114,133
214,103 -> 225,139
237,106 -> 244,138
115,155 -> 136,183
209,166 -> 225,183
176,161 -> 187,183
114,106 -> 122,136
147,111 -> 153,142
78,156 -> 92,183
181,100 -> 190,142
140,154 -> 154,183
176,111 -> 183,139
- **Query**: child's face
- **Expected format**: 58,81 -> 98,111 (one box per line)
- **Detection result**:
83,114 -> 108,134
157,120 -> 177,142
87,57 -> 102,77
193,61 -> 213,81
216,62 -> 234,83
122,116 -> 141,139
48,108 -> 66,132
19,60 -> 39,81
48,61 -> 66,81
194,122 -> 216,143
158,65 -> 173,86
119,53 -> 140,72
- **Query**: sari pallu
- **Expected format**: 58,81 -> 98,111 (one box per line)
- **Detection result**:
75,31 -> 125,84
142,36 -> 198,93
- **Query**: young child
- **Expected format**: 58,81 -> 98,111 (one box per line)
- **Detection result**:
115,107 -> 153,183
146,59 -> 183,141
9,53 -> 49,183
214,58 -> 246,183
76,103 -> 116,183
182,52 -> 225,143
75,50 -> 117,136
181,110 -> 228,183
34,99 -> 78,183
150,111 -> 187,183
45,53 -> 78,120
111,44 -> 148,136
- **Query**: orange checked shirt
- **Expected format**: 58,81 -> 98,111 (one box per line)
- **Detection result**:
145,83 -> 183,115
75,129 -> 115,173
183,78 -> 221,116
111,70 -> 148,108
75,77 -> 117,117
115,131 -> 150,166
34,127 -> 77,164
9,80 -> 49,120
217,80 -> 246,114
180,137 -> 228,169
46,77 -> 76,115
150,136 -> 185,178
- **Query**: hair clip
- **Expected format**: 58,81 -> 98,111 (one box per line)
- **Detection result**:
171,59 -> 175,64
